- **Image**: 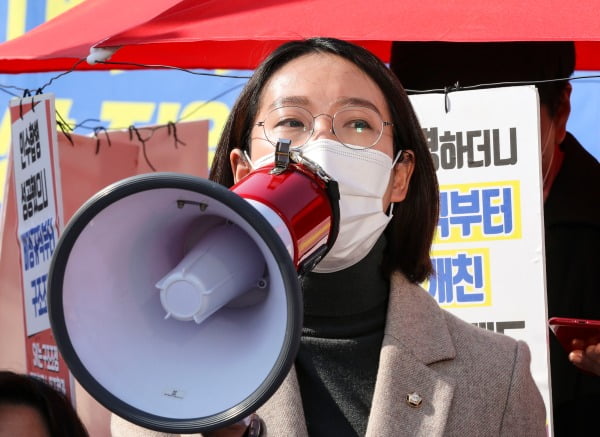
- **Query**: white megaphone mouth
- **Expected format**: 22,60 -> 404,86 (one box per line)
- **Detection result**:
155,220 -> 269,325
47,145 -> 340,434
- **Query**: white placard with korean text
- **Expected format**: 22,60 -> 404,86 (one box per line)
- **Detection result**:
10,94 -> 63,336
410,86 -> 552,431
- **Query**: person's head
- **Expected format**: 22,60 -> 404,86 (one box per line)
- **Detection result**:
210,37 -> 439,282
0,371 -> 88,437
390,41 -> 575,199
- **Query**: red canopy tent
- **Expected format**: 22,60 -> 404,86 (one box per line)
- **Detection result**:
0,0 -> 600,73
1,2 -> 598,435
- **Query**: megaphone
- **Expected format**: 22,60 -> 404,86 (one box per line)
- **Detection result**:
48,141 -> 339,433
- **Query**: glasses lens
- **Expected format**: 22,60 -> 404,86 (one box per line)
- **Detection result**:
333,107 -> 384,149
263,106 -> 313,147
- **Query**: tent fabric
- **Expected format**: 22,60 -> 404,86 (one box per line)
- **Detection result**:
1,0 -> 600,73
0,0 -> 181,73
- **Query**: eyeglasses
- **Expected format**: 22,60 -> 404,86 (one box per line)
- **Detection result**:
255,106 -> 393,150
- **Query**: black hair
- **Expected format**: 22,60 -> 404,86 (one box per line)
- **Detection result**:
0,370 -> 88,437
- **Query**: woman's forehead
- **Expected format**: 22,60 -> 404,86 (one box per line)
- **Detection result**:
257,53 -> 389,116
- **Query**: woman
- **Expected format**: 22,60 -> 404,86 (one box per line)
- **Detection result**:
113,37 -> 546,436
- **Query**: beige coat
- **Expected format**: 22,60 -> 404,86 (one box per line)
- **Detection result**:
112,272 -> 547,437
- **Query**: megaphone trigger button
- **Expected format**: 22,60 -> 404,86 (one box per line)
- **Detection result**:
175,199 -> 208,212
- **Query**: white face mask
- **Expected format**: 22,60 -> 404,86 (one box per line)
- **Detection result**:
298,139 -> 400,272
244,139 -> 401,272
247,150 -> 275,170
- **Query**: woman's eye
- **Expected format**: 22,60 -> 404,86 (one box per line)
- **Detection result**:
275,118 -> 306,129
348,119 -> 371,132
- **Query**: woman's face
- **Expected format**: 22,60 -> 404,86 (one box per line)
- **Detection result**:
251,53 -> 394,159
231,52 -> 414,206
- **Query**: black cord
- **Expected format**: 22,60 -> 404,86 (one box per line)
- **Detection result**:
96,60 -> 252,79
404,74 -> 600,94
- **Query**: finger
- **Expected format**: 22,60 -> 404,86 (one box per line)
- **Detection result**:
570,348 -> 600,376
585,342 -> 600,357
569,350 -> 584,365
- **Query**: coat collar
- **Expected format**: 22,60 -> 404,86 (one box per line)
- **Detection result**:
258,272 -> 458,437
384,271 -> 456,364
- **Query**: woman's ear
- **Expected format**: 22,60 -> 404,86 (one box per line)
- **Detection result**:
390,150 -> 415,202
230,148 -> 252,184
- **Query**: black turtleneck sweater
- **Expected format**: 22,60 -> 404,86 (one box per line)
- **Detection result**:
295,235 -> 389,437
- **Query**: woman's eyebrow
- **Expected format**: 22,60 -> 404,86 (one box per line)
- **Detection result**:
267,96 -> 382,114
334,97 -> 382,114
268,96 -> 310,109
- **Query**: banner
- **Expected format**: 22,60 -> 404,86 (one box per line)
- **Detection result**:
410,86 -> 553,433
9,93 -> 72,396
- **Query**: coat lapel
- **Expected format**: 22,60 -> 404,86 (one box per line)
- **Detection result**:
365,272 -> 457,437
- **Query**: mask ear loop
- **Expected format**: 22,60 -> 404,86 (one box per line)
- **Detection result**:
388,203 -> 395,218
387,149 -> 405,218
242,149 -> 255,171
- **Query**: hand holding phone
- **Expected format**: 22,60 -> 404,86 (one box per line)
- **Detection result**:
549,317 -> 600,352
549,317 -> 600,376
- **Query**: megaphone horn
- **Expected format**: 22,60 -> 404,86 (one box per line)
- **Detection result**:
48,141 -> 339,433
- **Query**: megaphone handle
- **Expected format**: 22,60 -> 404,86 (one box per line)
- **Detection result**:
296,179 -> 340,275
324,179 -> 340,253
297,244 -> 329,276
269,139 -> 292,175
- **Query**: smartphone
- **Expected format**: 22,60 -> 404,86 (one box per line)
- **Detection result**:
548,317 -> 600,353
